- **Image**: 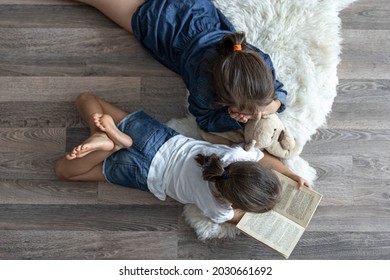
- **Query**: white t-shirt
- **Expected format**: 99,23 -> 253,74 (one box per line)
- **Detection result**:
147,135 -> 264,223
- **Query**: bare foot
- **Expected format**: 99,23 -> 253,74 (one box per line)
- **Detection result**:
93,114 -> 133,148
66,132 -> 114,160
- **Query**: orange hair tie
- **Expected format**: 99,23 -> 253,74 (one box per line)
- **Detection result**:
233,44 -> 242,51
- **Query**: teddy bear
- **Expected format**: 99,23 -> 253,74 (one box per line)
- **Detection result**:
244,113 -> 303,159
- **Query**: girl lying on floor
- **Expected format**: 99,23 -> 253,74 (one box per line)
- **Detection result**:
55,93 -> 311,224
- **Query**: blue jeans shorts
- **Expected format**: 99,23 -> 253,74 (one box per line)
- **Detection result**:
102,111 -> 179,191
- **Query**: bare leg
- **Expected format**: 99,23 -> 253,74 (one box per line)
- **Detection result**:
76,0 -> 144,33
55,93 -> 133,180
65,132 -> 114,160
66,113 -> 133,160
56,114 -> 133,180
75,92 -> 128,133
56,149 -> 113,181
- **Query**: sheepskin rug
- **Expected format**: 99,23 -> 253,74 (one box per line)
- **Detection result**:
167,0 -> 357,240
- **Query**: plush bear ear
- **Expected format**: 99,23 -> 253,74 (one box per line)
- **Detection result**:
278,130 -> 285,142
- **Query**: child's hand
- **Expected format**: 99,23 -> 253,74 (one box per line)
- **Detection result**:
228,107 -> 262,123
291,174 -> 312,190
229,111 -> 250,123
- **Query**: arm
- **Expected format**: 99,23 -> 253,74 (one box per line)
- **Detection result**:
259,151 -> 312,189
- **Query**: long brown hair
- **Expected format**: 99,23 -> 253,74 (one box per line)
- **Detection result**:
212,32 -> 275,113
195,153 -> 281,213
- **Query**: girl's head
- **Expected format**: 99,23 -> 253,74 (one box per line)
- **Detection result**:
195,154 -> 281,213
212,32 -> 275,116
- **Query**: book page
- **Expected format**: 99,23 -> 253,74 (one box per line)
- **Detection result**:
237,211 -> 304,259
273,171 -> 322,228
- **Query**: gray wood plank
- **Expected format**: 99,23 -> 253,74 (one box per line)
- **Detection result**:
340,0 -> 390,30
178,232 -> 281,259
309,206 -> 390,232
291,231 -> 390,260
328,103 -> 390,129
0,101 -> 82,128
0,204 -> 179,231
0,128 -> 65,152
0,179 -> 98,204
0,151 -> 62,180
304,129 -> 390,155
0,77 -> 141,102
337,30 -> 390,79
178,231 -> 390,259
140,76 -> 188,121
309,178 -> 354,207
0,5 -> 117,28
0,28 -> 173,76
98,182 -> 180,206
353,179 -> 390,206
336,79 -> 390,103
301,170 -> 390,208
353,155 -> 390,180
300,154 -> 354,206
303,154 -> 353,180
0,230 -> 177,259
309,128 -> 390,142
0,102 -> 186,133
0,102 -> 79,128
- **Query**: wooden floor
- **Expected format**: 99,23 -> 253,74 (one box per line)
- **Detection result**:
0,0 -> 389,260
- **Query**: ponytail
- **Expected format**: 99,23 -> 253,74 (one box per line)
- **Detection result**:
195,153 -> 281,213
194,154 -> 229,182
212,32 -> 275,112
216,32 -> 248,56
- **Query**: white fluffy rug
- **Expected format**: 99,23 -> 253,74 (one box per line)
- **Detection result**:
167,0 -> 357,240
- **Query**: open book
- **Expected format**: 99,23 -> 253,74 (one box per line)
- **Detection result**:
236,170 -> 322,259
